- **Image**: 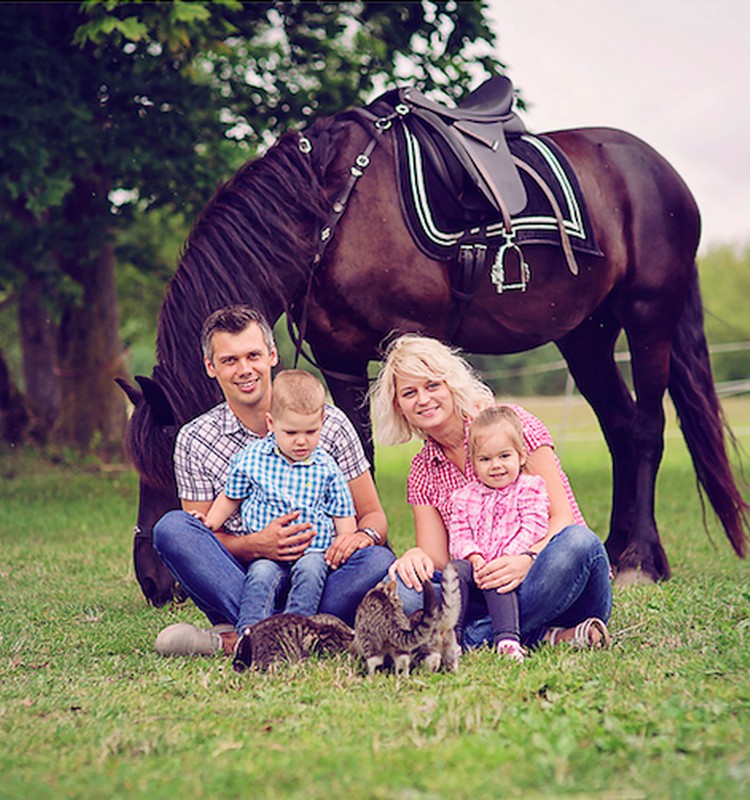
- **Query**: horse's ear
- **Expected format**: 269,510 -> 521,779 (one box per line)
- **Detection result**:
115,377 -> 144,408
135,376 -> 176,428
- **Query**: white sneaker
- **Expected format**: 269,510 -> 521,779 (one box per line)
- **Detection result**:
496,638 -> 526,663
155,622 -> 234,656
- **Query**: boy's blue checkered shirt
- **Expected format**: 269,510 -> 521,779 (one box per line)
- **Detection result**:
224,433 -> 355,551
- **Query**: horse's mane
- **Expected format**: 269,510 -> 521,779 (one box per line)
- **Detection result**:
127,113 -> 352,488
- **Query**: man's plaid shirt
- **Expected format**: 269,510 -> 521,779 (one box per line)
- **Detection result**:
174,402 -> 368,534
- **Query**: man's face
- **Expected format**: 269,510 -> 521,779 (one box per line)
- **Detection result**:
204,323 -> 278,414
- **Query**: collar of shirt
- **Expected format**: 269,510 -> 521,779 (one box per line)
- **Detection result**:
259,432 -> 320,466
471,478 -> 516,497
218,401 -> 263,441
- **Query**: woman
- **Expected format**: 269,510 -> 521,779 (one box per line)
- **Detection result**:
370,334 -> 612,649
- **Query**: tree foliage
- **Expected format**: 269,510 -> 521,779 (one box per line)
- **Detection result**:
0,0 -> 503,452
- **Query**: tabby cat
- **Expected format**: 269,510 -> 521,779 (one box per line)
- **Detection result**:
352,562 -> 462,676
411,561 -> 462,673
232,613 -> 354,672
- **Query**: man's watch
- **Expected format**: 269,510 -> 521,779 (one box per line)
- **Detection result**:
521,550 -> 537,561
356,527 -> 381,545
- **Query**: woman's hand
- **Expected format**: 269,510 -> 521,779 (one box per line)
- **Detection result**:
388,547 -> 435,590
474,554 -> 533,593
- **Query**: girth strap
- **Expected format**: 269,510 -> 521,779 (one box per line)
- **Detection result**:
511,156 -> 580,276
448,242 -> 490,339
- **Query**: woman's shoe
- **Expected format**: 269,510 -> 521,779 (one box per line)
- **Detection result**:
547,617 -> 611,649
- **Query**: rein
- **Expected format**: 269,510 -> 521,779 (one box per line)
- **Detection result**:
287,108 -> 397,381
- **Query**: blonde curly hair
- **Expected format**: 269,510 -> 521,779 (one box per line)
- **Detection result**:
370,334 -> 495,445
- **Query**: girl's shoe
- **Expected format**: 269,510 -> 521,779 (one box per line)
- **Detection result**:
496,638 -> 526,662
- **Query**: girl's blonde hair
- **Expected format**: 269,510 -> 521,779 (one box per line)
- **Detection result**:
370,333 -> 495,445
469,405 -> 527,463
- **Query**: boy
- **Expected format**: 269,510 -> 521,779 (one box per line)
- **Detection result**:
195,370 -> 357,627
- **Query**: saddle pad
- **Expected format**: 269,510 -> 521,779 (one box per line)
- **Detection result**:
393,126 -> 603,260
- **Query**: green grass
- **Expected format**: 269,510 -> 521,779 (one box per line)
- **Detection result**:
1,397 -> 750,799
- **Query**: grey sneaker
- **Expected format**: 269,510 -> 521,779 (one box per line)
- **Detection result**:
155,622 -> 234,657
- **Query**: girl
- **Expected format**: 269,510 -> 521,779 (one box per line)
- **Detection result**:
450,406 -> 549,662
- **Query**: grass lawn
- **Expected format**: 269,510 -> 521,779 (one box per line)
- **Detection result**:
1,396 -> 749,799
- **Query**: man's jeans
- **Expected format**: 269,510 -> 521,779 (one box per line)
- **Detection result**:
154,510 -> 395,631
398,525 -> 613,648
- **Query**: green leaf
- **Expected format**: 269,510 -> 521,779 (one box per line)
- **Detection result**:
113,17 -> 149,42
171,3 -> 211,24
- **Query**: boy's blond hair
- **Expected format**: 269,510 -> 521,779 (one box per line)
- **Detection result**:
469,405 -> 527,461
270,370 -> 326,417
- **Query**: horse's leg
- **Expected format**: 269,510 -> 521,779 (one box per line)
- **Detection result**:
616,330 -> 674,583
556,309 -> 654,578
312,349 -> 374,468
563,304 -> 674,583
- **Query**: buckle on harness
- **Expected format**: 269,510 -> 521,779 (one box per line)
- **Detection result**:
491,233 -> 531,293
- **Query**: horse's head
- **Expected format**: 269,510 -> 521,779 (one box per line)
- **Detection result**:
117,375 -> 182,607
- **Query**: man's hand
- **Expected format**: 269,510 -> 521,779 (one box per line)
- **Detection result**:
325,530 -> 372,570
217,510 -> 316,563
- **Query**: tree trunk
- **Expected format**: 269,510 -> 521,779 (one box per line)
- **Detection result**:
55,237 -> 128,456
0,349 -> 29,444
18,272 -> 60,435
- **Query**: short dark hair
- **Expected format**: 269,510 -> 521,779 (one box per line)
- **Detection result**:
200,305 -> 275,362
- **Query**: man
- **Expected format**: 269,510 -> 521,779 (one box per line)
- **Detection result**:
153,305 -> 394,656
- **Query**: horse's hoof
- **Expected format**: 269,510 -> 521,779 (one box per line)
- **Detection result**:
614,568 -> 656,587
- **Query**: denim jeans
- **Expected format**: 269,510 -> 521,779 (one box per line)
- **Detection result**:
398,525 -> 612,648
153,510 -> 396,631
237,551 -> 329,630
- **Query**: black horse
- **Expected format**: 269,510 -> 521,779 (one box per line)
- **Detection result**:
119,82 -> 748,605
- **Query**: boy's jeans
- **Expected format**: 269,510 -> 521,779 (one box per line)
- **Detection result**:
236,551 -> 328,630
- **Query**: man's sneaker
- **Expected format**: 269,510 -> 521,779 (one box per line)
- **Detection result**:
155,622 -> 235,657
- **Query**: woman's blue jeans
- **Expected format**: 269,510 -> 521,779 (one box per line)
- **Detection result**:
153,510 -> 396,632
398,525 -> 613,648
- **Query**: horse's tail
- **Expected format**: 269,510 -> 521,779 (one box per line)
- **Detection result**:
668,263 -> 749,557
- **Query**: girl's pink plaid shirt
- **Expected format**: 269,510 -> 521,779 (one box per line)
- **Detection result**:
448,473 -> 550,561
406,404 -> 585,530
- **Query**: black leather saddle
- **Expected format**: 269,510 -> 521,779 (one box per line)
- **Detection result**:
388,75 -> 528,227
